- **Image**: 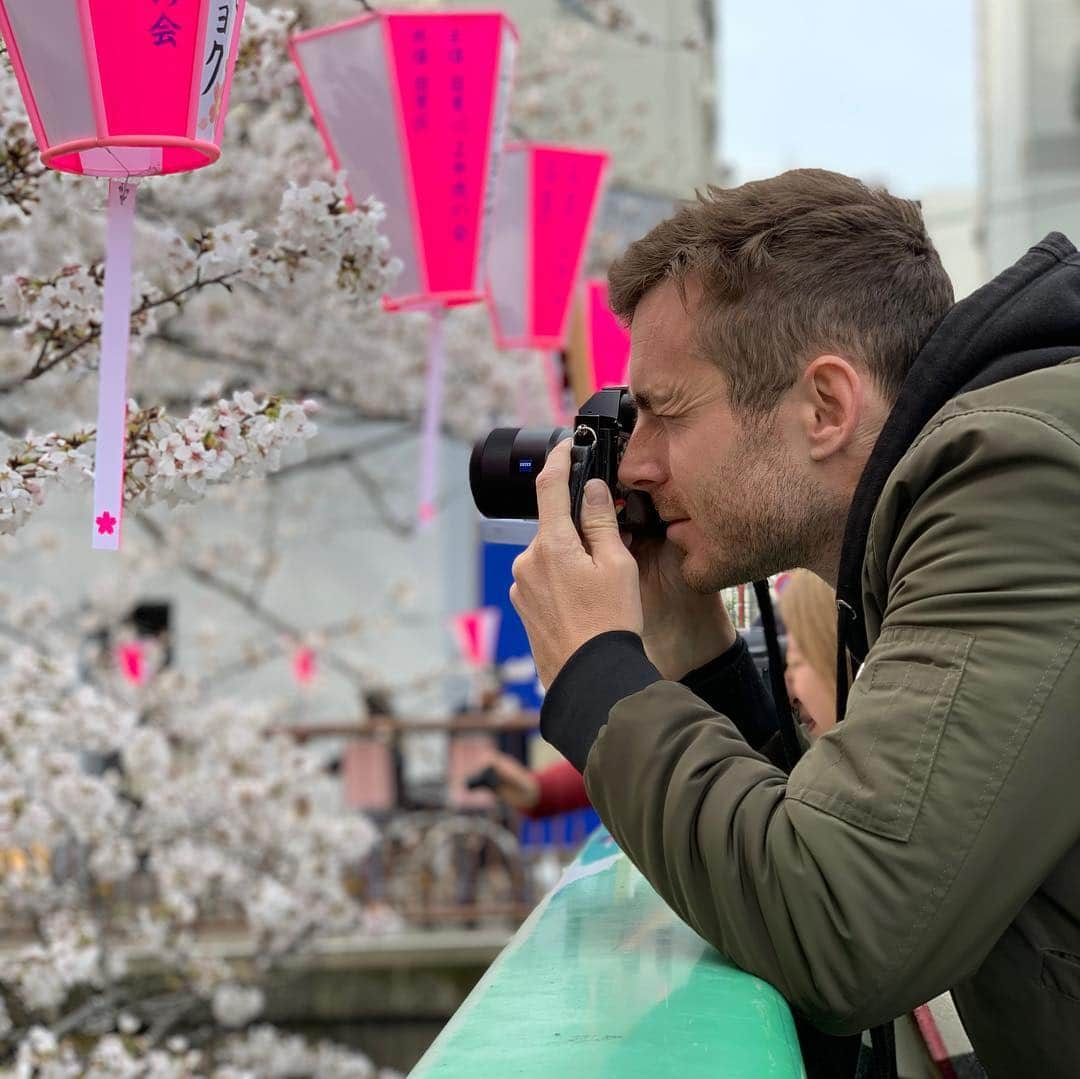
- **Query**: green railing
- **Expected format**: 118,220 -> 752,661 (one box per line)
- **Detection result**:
411,829 -> 806,1078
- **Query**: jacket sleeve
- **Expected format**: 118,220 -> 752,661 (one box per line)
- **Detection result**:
562,407 -> 1080,1034
541,631 -> 778,772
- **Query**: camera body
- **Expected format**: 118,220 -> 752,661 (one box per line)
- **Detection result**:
470,387 -> 664,536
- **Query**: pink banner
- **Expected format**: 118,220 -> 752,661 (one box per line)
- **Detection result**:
486,143 -> 607,351
587,279 -> 631,390
530,147 -> 607,345
92,179 -> 137,551
387,13 -> 506,300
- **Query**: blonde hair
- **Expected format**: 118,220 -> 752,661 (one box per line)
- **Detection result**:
778,570 -> 838,699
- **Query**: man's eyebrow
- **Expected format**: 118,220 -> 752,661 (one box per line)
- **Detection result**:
631,388 -> 672,413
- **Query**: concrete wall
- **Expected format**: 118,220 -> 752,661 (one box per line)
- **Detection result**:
981,0 -> 1080,275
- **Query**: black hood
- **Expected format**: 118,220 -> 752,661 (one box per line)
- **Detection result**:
834,232 -> 1080,680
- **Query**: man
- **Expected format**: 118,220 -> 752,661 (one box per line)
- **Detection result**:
509,169 -> 1080,1076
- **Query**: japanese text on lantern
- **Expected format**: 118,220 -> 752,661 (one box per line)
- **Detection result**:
150,0 -> 182,47
410,28 -> 429,133
197,1 -> 235,135
540,156 -> 581,296
448,29 -> 468,245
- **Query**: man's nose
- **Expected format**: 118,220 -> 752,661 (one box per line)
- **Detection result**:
618,430 -> 665,490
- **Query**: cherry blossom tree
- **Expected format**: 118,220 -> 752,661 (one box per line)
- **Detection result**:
0,1 -> 708,1072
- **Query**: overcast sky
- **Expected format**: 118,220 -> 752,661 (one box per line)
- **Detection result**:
717,0 -> 977,197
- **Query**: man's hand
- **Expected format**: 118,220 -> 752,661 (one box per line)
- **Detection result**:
510,439 -> 642,688
631,535 -> 737,680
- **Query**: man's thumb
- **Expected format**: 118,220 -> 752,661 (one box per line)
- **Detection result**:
581,479 -> 621,554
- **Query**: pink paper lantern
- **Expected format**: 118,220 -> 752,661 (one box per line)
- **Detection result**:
0,0 -> 245,178
0,0 -> 246,551
487,142 -> 608,350
451,606 -> 501,670
291,11 -> 517,527
291,11 -> 518,312
584,278 -> 631,392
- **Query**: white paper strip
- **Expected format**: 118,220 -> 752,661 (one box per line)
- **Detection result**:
92,179 -> 136,551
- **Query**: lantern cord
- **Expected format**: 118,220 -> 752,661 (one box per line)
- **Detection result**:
356,0 -> 376,11
92,179 -> 138,551
417,306 -> 447,527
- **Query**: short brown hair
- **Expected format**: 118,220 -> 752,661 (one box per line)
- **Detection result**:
608,169 -> 954,411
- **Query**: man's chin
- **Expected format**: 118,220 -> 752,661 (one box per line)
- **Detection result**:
680,548 -> 752,594
679,551 -> 725,594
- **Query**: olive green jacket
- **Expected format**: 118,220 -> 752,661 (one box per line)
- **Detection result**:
541,238 -> 1080,1075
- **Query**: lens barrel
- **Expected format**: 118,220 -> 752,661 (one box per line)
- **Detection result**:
469,427 -> 572,520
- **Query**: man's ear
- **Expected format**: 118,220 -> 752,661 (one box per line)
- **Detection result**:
800,354 -> 863,462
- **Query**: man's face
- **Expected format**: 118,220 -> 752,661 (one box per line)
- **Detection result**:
618,280 -> 843,592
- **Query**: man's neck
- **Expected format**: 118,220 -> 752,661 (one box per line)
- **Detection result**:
799,503 -> 852,590
804,548 -> 841,591
808,423 -> 882,589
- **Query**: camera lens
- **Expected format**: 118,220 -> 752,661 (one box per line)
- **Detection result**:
470,427 -> 573,520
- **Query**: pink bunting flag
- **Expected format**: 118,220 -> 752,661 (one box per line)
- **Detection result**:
116,641 -> 146,686
292,646 -> 317,687
292,12 -> 518,526
0,0 -> 247,549
451,607 -> 501,669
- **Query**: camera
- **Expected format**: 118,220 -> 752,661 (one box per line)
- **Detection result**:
469,387 -> 665,536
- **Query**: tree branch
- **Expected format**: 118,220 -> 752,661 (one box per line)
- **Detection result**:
132,512 -> 371,687
0,271 -> 242,395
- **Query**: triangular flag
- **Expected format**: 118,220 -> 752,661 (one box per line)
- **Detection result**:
451,607 -> 502,668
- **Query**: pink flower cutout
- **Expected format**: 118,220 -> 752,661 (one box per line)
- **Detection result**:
96,511 -> 117,535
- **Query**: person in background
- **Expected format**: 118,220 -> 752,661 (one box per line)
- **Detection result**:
777,569 -> 839,739
472,751 -> 590,819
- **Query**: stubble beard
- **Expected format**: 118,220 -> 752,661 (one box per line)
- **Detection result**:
679,452 -> 843,594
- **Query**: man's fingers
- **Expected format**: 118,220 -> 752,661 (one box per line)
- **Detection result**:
534,437 -> 575,537
580,479 -> 627,565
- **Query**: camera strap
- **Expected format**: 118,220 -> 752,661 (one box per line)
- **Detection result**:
568,438 -> 596,531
